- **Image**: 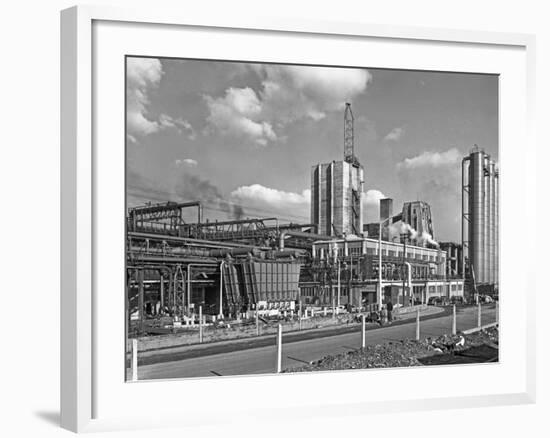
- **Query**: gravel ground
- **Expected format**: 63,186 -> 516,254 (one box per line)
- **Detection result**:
285,327 -> 499,372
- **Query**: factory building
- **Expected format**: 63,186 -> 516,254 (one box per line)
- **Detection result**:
401,201 -> 435,247
300,237 -> 463,309
125,105 -> 474,336
462,146 -> 499,296
439,242 -> 463,278
363,198 -> 436,248
310,103 -> 364,237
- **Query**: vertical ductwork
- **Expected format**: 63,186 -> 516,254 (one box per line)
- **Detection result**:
488,161 -> 495,284
461,156 -> 470,278
483,154 -> 491,283
469,150 -> 486,284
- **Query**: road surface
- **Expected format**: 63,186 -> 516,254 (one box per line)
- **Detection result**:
137,304 -> 497,380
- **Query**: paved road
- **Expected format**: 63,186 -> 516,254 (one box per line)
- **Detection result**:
137,304 -> 497,380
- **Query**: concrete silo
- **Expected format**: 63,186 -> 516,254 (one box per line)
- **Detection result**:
462,147 -> 499,295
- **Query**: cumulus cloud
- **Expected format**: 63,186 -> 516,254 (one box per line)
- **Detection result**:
175,158 -> 198,167
397,148 -> 461,169
363,189 -> 386,207
362,189 -> 387,223
127,58 -> 164,137
204,88 -> 277,146
126,57 -> 196,141
383,127 -> 404,142
230,184 -> 310,220
159,114 -> 197,140
204,65 -> 371,146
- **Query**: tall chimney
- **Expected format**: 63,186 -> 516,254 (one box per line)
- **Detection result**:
380,198 -> 393,221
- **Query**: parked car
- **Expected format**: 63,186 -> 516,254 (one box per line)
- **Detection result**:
428,296 -> 450,306
450,296 -> 464,305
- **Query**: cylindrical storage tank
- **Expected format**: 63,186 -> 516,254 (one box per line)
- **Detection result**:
491,161 -> 497,285
495,169 -> 499,286
486,159 -> 495,284
469,151 -> 486,284
483,161 -> 488,285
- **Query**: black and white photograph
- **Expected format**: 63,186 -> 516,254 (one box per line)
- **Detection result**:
125,56 -> 500,381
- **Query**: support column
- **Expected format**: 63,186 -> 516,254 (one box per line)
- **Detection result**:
159,272 -> 164,309
137,269 -> 144,334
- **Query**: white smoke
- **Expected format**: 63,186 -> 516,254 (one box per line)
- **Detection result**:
388,221 -> 439,247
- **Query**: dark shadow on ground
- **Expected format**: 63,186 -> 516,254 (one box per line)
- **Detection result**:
34,410 -> 60,427
418,344 -> 498,365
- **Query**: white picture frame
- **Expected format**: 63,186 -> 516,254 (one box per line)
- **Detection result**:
60,5 -> 536,433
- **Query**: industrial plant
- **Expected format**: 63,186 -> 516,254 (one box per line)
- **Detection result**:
126,103 -> 499,340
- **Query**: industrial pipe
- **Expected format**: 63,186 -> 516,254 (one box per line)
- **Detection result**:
270,249 -> 303,259
129,255 -> 218,265
461,156 -> 471,280
279,230 -> 332,250
129,231 -> 270,250
207,247 -> 261,258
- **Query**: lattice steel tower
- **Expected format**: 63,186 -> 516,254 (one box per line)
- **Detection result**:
344,103 -> 359,166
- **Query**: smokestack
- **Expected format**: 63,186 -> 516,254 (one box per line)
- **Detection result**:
380,198 -> 393,222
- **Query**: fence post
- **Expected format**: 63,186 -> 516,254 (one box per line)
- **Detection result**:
361,314 -> 366,348
478,303 -> 482,328
276,324 -> 283,373
256,308 -> 260,336
452,304 -> 456,335
495,301 -> 499,324
131,338 -> 138,381
415,309 -> 420,341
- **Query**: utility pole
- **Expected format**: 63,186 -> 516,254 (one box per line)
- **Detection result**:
401,233 -> 408,307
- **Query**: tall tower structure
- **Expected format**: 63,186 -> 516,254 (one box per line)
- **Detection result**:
462,146 -> 499,292
401,201 -> 435,247
311,103 -> 364,236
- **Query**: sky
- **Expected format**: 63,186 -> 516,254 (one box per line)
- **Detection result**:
126,57 -> 498,242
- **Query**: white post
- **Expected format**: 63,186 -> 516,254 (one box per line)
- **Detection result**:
199,306 -> 203,343
361,314 -> 366,348
256,308 -> 260,336
276,324 -> 283,373
131,338 -> 138,382
337,259 -> 341,310
299,302 -> 302,330
478,303 -> 482,328
332,297 -> 336,318
495,301 -> 499,324
415,309 -> 420,341
452,304 -> 456,335
218,261 -> 224,318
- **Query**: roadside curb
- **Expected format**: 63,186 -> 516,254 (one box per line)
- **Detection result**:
461,322 -> 499,335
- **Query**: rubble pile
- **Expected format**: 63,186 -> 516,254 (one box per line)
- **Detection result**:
286,327 -> 499,372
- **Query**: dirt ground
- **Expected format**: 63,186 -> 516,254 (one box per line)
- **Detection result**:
285,327 -> 499,372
